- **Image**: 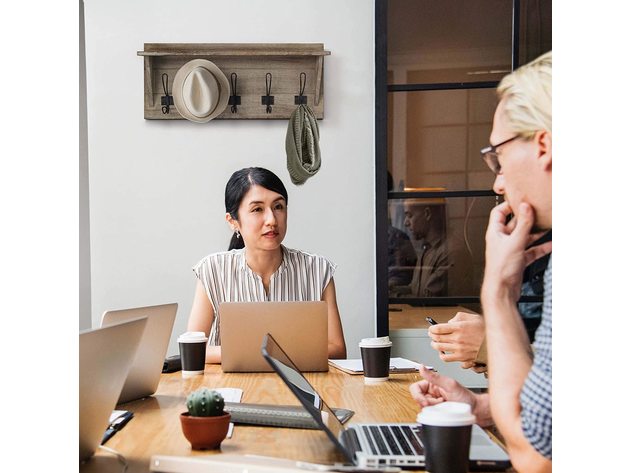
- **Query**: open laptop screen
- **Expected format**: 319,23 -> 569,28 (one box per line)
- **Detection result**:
261,333 -> 353,462
221,301 -> 328,372
263,333 -> 511,470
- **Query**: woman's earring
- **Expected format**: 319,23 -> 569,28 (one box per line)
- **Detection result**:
236,230 -> 241,239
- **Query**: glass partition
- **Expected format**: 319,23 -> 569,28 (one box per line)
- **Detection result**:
388,88 -> 498,192
387,0 -> 513,85
387,195 -> 497,301
376,0 -> 551,334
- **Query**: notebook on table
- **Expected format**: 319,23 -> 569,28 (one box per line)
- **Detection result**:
261,333 -> 511,471
100,302 -> 177,404
79,317 -> 147,462
220,301 -> 328,373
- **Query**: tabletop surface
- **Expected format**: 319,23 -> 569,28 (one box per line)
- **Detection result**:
388,304 -> 472,330
81,363 -> 510,473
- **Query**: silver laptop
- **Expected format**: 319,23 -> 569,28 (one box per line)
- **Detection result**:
220,301 -> 328,373
262,333 -> 511,470
101,303 -> 177,404
79,317 -> 147,462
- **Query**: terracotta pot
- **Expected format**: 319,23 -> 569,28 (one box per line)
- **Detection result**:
179,412 -> 231,450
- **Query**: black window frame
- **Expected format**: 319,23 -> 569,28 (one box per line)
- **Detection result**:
375,0 -> 528,336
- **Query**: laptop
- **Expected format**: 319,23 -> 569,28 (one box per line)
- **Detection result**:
262,333 -> 511,470
100,302 -> 177,404
220,301 -> 328,373
79,317 -> 147,462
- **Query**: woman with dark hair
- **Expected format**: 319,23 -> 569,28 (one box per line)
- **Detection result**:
187,167 -> 347,363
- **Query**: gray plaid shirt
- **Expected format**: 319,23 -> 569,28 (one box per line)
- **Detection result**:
520,255 -> 552,458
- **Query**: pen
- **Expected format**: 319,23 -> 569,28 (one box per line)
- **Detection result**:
425,316 -> 446,355
101,411 -> 134,445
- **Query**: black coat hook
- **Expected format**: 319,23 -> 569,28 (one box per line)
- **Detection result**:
161,73 -> 173,114
228,73 -> 241,113
261,72 -> 274,113
294,72 -> 307,105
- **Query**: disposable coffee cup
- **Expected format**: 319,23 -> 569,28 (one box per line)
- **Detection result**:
177,331 -> 208,377
359,336 -> 392,384
417,402 -> 476,473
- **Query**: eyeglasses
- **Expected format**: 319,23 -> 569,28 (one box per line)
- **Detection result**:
480,135 -> 520,174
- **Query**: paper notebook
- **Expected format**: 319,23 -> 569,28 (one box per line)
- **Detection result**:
328,357 -> 421,375
213,388 -> 243,438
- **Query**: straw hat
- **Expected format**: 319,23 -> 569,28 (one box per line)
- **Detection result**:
172,59 -> 230,123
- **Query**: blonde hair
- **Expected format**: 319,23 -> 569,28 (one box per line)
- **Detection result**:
497,51 -> 551,138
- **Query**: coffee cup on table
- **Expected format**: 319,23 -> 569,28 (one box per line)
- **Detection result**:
177,331 -> 208,377
359,336 -> 392,384
417,401 -> 476,473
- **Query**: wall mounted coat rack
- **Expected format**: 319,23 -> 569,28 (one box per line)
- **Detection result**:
137,43 -> 330,120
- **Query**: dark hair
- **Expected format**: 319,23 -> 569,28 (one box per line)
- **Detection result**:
225,167 -> 289,250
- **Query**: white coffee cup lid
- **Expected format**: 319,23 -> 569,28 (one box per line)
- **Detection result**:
177,331 -> 208,343
359,336 -> 392,348
416,402 -> 476,427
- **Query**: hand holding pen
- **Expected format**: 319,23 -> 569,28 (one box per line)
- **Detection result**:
426,313 -> 487,370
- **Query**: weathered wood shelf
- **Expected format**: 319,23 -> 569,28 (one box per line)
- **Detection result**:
137,43 -> 330,120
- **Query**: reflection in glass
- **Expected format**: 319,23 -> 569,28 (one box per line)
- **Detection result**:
383,0 -> 551,305
263,334 -> 345,444
274,358 -> 322,410
388,88 -> 498,193
388,196 -> 497,298
387,173 -> 416,287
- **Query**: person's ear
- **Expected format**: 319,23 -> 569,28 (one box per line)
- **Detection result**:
225,213 -> 239,232
536,130 -> 552,171
424,207 -> 432,221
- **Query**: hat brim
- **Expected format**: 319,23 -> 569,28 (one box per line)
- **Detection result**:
173,59 -> 230,123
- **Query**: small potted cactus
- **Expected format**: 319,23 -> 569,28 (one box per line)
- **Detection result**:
179,388 -> 231,449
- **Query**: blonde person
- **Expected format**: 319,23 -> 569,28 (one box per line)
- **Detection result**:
187,167 -> 347,363
410,51 -> 552,472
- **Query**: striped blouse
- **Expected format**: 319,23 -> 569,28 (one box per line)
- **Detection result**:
193,245 -> 337,346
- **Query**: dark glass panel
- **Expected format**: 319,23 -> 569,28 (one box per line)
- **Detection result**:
387,0 -> 513,85
387,196 -> 497,299
519,0 -> 552,65
387,88 -> 498,192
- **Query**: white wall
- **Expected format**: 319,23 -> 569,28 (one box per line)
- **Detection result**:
83,0 -> 375,357
80,0 -> 92,330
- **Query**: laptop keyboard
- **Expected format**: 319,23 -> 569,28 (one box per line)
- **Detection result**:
225,402 -> 317,429
361,425 -> 424,456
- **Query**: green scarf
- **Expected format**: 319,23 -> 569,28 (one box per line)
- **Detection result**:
285,104 -> 321,185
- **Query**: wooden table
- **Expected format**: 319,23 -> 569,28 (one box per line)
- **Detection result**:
388,304 -> 472,330
82,363 -> 510,472
387,305 -> 488,388
81,365 -> 428,473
